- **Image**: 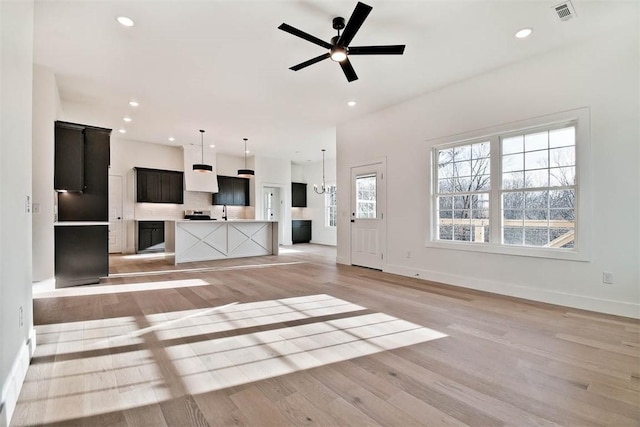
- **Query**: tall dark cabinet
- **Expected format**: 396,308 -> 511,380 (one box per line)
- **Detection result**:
54,121 -> 111,287
292,182 -> 307,207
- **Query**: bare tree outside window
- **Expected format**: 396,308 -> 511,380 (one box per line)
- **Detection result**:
356,175 -> 376,219
436,141 -> 490,242
325,185 -> 337,227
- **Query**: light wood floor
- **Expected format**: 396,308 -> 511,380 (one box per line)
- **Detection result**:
13,245 -> 640,426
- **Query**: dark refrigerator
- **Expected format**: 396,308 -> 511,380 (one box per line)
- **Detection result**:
54,122 -> 111,287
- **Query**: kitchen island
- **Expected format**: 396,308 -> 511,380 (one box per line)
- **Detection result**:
165,220 -> 279,264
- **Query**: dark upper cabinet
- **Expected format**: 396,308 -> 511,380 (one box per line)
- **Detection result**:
292,182 -> 307,207
292,220 -> 312,243
136,168 -> 184,204
57,123 -> 111,221
212,175 -> 249,206
54,122 -> 85,192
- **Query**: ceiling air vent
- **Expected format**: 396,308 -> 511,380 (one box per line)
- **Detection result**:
553,1 -> 577,21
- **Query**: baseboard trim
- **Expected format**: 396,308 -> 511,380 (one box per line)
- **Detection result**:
1,328 -> 36,427
336,256 -> 350,266
384,264 -> 640,319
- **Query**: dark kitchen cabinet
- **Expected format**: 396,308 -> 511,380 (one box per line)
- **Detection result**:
57,125 -> 111,221
136,168 -> 184,204
55,225 -> 109,287
212,176 -> 250,206
138,221 -> 165,252
55,122 -> 85,192
292,220 -> 311,243
292,182 -> 307,207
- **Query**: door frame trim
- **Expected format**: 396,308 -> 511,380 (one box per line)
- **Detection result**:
108,174 -> 124,254
349,157 -> 387,269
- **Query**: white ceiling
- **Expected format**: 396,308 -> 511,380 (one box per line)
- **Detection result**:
33,1 -> 632,163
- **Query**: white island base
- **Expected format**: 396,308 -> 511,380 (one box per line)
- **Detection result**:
165,220 -> 279,264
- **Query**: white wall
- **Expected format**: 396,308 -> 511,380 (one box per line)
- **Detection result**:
337,24 -> 639,318
255,155 -> 292,245
303,158 -> 337,246
1,1 -> 36,424
32,65 -> 61,282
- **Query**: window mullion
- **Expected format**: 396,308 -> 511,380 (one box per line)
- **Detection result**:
490,135 -> 502,245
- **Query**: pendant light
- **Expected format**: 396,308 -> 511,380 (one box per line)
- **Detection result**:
193,129 -> 212,173
313,149 -> 327,194
237,138 -> 254,178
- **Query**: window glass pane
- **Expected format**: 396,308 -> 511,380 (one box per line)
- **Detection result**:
454,160 -> 471,177
502,192 -> 524,209
472,142 -> 490,159
502,136 -> 523,154
453,209 -> 470,219
524,169 -> 549,188
550,146 -> 575,167
503,227 -> 524,245
525,228 -> 549,246
525,150 -> 548,170
525,209 -> 547,221
455,177 -> 472,191
549,167 -> 575,187
454,145 -> 471,161
438,162 -> 454,178
503,209 -> 523,222
438,210 -> 452,219
549,189 -> 574,210
549,127 -> 575,148
549,228 -> 574,248
549,209 -> 574,221
502,172 -> 525,189
439,225 -> 453,240
502,153 -> 523,172
355,175 -> 376,219
525,191 -> 548,209
438,196 -> 453,210
454,225 -> 471,241
525,131 -> 548,152
439,178 -> 454,193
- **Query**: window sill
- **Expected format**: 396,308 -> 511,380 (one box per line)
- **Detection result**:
424,239 -> 589,262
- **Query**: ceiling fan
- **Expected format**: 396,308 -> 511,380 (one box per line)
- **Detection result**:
278,1 -> 405,82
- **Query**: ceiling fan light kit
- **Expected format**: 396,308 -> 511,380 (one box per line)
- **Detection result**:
278,1 -> 405,82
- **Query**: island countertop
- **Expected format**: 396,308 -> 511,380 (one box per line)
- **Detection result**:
165,220 -> 279,264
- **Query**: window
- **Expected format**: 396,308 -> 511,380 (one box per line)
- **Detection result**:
325,185 -> 337,227
355,174 -> 376,219
430,109 -> 588,260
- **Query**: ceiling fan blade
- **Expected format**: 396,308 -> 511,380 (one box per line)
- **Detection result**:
349,45 -> 406,55
337,2 -> 372,47
278,23 -> 333,50
339,58 -> 359,82
290,53 -> 331,71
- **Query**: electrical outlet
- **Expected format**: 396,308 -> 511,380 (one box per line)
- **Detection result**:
19,306 -> 23,327
602,272 -> 614,284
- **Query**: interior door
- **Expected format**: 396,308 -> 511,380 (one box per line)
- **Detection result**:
108,175 -> 123,253
351,162 -> 385,269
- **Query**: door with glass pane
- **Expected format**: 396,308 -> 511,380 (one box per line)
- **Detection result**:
351,162 -> 385,269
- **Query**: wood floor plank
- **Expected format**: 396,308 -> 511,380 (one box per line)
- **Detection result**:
14,245 -> 639,427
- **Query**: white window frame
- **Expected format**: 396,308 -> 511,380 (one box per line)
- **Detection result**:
325,184 -> 337,228
427,108 -> 591,261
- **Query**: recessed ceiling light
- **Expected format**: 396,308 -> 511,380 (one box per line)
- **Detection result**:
168,137 -> 175,142
123,117 -> 132,122
347,101 -> 357,107
515,28 -> 533,39
118,129 -> 126,134
245,150 -> 250,154
117,16 -> 135,27
128,100 -> 139,107
209,144 -> 215,148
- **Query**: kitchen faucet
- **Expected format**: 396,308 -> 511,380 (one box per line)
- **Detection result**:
222,204 -> 227,221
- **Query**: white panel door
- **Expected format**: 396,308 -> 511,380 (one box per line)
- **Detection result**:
351,162 -> 385,269
108,175 -> 123,253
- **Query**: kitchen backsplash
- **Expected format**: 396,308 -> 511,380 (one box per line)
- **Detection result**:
135,191 -> 254,220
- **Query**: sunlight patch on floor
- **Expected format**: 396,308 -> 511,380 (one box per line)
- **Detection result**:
20,294 -> 447,424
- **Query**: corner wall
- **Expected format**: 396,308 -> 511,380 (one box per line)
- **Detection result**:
337,24 -> 639,318
1,1 -> 36,425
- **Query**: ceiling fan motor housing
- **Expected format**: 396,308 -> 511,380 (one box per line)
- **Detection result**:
332,17 -> 345,30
